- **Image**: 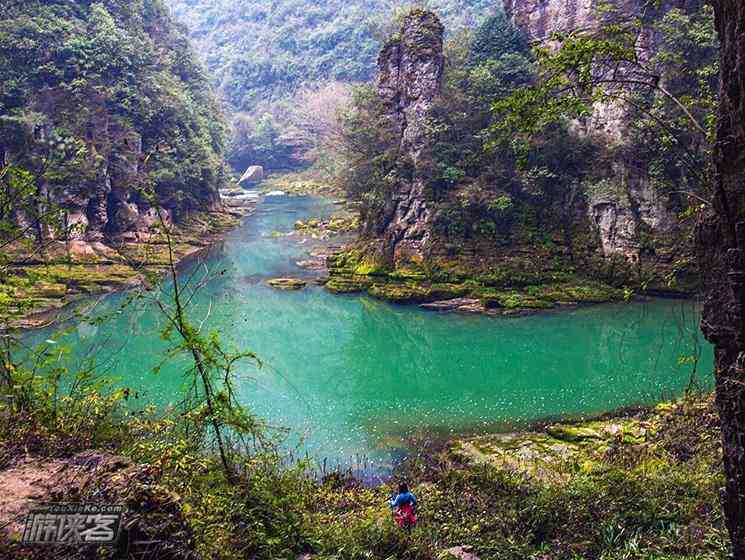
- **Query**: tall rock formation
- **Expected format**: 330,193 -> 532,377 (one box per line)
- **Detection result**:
375,10 -> 445,265
503,0 -> 647,41
699,1 -> 745,556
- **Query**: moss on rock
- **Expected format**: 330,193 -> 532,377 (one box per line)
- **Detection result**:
325,276 -> 372,294
367,282 -> 432,303
353,259 -> 390,276
267,278 -> 307,290
451,410 -> 658,482
324,247 -> 631,314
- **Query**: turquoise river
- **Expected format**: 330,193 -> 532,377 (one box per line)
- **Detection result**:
28,195 -> 714,476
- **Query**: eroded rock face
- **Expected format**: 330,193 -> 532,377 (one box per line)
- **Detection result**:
503,0 -> 652,41
504,0 -> 682,265
376,10 -> 444,265
502,0 -> 693,47
588,167 -> 677,259
239,165 -> 264,184
4,119 -> 210,244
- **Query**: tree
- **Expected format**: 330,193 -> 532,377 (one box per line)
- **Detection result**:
468,9 -> 529,66
487,2 -> 717,289
282,81 -> 353,170
490,5 -> 717,183
700,1 -> 745,557
150,207 -> 266,483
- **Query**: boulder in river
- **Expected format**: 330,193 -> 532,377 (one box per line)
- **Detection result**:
239,165 -> 265,184
267,278 -> 307,290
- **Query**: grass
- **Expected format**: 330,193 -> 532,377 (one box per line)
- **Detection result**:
0,389 -> 728,560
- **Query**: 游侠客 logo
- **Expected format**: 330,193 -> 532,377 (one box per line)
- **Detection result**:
22,503 -> 124,545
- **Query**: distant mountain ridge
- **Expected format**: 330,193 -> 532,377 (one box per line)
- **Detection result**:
166,0 -> 495,114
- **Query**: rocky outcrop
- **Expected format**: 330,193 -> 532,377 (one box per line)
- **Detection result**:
587,166 -> 677,260
7,118 -> 187,244
266,278 -> 307,290
502,0 -> 694,44
376,10 -> 444,265
239,165 -> 265,184
503,0 -> 643,41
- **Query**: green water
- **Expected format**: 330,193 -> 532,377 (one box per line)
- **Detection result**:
30,195 -> 713,474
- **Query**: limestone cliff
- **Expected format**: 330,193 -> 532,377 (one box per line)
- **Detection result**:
504,0 -> 692,264
503,0 -> 647,41
375,10 -> 445,265
0,0 -> 227,246
329,1 -> 712,306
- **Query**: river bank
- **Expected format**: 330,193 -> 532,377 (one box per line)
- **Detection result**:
0,392 -> 727,559
0,203 -> 255,329
321,247 -> 630,317
253,175 -> 693,317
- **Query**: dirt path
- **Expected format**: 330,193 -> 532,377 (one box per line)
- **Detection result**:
0,453 -> 133,542
0,458 -> 70,539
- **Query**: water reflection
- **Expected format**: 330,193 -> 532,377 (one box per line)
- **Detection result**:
26,196 -> 713,473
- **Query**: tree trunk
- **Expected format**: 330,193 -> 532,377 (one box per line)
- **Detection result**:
700,2 -> 745,558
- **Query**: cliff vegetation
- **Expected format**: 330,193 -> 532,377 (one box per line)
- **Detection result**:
0,0 -> 241,324
318,3 -> 717,313
165,0 -> 496,171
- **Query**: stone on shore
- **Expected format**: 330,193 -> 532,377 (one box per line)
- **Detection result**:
420,298 -> 484,313
439,546 -> 480,560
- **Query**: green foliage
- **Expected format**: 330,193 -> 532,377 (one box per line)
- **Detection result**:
0,327 -> 131,459
0,165 -> 41,241
335,9 -> 540,243
431,12 -> 534,183
168,0 -> 494,114
0,0 -> 229,226
336,84 -> 402,230
166,0 -> 495,169
468,10 -> 530,67
490,31 -> 634,145
231,112 -> 295,171
490,4 -> 718,200
298,397 -> 727,560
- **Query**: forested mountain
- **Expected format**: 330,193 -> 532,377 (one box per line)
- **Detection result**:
166,0 -> 496,170
167,0 -> 494,111
0,0 -> 229,243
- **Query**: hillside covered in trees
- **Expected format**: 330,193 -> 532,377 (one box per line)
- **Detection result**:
0,0 -> 244,322
0,0 -> 230,243
166,0 -> 496,170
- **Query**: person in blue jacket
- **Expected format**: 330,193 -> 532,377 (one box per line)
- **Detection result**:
390,482 -> 417,529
